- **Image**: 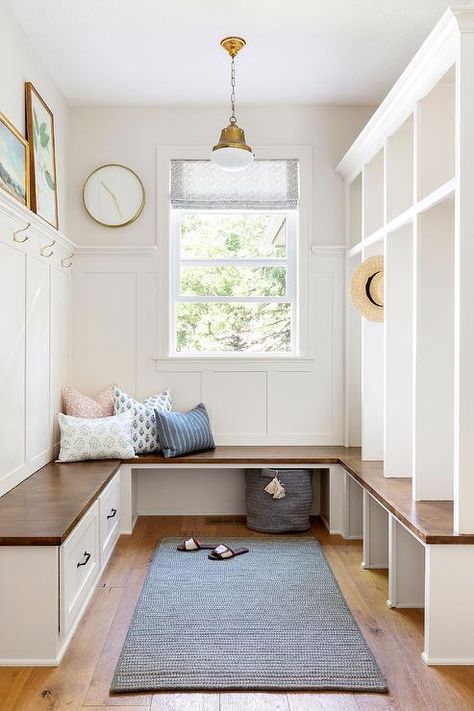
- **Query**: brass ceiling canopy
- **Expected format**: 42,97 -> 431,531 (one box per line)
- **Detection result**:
211,36 -> 254,171
220,36 -> 246,58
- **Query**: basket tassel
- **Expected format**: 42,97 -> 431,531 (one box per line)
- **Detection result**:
264,476 -> 286,499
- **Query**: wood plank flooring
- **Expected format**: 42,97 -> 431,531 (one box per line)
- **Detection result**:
1,516 -> 474,711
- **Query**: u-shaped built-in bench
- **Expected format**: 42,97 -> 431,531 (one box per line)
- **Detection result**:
0,446 -> 473,666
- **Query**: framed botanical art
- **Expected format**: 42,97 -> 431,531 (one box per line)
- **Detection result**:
0,112 -> 29,207
25,82 -> 59,228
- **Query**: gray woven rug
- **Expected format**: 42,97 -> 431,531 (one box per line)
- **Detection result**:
111,537 -> 387,693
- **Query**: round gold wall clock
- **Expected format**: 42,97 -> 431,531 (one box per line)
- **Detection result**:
82,163 -> 145,227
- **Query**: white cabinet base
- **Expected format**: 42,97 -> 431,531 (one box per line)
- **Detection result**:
344,473 -> 363,540
320,464 -> 347,536
0,471 -> 121,666
119,464 -> 138,534
362,489 -> 389,569
387,514 -> 425,609
423,544 -> 474,665
0,546 -> 58,665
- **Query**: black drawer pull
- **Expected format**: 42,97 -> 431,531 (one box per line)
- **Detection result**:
77,551 -> 91,568
107,508 -> 117,519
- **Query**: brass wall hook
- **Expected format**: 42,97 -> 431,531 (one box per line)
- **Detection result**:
40,239 -> 55,258
61,254 -> 74,268
13,222 -> 31,243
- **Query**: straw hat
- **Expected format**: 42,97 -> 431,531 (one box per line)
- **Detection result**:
350,255 -> 384,322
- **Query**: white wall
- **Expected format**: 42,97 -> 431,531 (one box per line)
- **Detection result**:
0,0 -> 71,496
68,105 -> 373,446
0,0 -> 70,230
67,105 -> 372,247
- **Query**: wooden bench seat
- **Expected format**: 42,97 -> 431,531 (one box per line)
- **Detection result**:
0,446 -> 470,546
123,445 -> 347,465
0,460 -> 121,545
339,452 -> 465,545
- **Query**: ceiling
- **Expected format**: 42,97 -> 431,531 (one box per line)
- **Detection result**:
8,0 -> 460,106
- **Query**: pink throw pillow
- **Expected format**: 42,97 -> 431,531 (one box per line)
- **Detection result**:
62,385 -> 114,418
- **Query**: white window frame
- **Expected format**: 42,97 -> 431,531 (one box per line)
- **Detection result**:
155,145 -> 311,362
169,208 -> 298,356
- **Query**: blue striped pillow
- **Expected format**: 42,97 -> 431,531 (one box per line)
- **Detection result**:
154,403 -> 215,458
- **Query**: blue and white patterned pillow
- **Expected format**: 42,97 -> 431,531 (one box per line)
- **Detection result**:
57,412 -> 135,462
154,403 -> 215,458
113,387 -> 172,454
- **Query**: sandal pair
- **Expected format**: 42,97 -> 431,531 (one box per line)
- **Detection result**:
177,536 -> 249,560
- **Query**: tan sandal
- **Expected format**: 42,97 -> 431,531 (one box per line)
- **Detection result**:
208,544 -> 249,560
177,536 -> 217,552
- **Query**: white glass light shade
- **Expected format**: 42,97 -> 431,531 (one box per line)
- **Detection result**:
212,122 -> 254,172
211,146 -> 255,172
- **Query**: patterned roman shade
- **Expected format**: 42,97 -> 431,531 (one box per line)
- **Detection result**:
170,159 -> 299,210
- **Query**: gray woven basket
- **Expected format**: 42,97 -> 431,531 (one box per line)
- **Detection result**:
245,468 -> 313,533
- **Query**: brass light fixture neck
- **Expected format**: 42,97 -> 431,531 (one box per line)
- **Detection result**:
212,123 -> 253,154
220,36 -> 246,58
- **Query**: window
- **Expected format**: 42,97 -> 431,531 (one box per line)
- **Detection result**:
169,159 -> 299,356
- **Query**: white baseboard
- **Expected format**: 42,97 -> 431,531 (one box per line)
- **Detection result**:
362,562 -> 388,569
422,652 -> 474,666
0,656 -> 60,666
387,599 -> 424,609
120,512 -> 138,535
319,513 -> 345,537
320,514 -> 330,531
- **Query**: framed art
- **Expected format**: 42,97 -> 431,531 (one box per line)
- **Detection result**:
0,112 -> 29,207
25,81 -> 59,228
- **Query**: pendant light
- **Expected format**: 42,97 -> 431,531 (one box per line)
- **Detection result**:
211,36 -> 254,172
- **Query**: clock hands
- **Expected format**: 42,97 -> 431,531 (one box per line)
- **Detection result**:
100,180 -> 123,219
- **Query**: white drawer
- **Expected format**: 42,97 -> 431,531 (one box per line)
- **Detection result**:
99,472 -> 120,566
60,501 -> 99,636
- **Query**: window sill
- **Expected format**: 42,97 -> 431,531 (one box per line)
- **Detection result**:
152,355 -> 314,372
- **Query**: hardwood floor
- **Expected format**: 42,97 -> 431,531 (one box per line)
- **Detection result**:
1,516 -> 474,711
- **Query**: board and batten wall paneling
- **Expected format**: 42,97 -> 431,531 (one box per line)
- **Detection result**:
0,212 -> 71,498
202,372 -> 267,439
71,270 -> 137,395
346,253 -> 362,447
25,257 -> 51,466
268,372 -> 327,436
136,271 -> 159,396
50,267 -> 71,446
153,372 -> 202,412
0,243 -> 26,488
70,248 -> 345,445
